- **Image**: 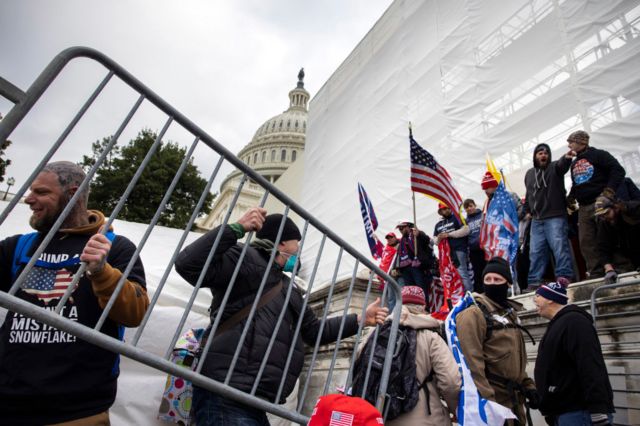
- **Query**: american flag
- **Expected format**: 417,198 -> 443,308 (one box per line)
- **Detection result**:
479,181 -> 519,266
329,411 -> 355,426
410,135 -> 463,221
22,267 -> 75,305
429,276 -> 444,315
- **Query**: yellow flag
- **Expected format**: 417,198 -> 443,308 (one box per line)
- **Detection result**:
485,153 -> 502,183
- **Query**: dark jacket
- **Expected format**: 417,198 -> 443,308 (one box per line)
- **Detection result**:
174,225 -> 359,403
434,216 -> 468,252
534,304 -> 614,417
524,144 -> 571,220
395,230 -> 434,270
466,209 -> 483,250
0,211 -> 147,425
596,199 -> 640,269
570,146 -> 626,205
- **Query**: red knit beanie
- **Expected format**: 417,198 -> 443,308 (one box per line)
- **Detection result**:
401,286 -> 426,306
481,171 -> 498,190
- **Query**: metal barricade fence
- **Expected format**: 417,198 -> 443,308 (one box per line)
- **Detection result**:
0,46 -> 403,424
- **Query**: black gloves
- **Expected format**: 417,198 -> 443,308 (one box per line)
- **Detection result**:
600,187 -> 616,200
604,269 -> 618,284
524,388 -> 541,410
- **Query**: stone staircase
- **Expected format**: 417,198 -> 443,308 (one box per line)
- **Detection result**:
516,271 -> 640,426
299,271 -> 640,425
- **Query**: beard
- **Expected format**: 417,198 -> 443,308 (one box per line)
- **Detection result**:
29,197 -> 68,233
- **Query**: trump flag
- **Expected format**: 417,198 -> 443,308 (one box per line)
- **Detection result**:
357,183 -> 380,259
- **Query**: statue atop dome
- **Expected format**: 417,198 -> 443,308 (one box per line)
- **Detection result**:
297,68 -> 305,88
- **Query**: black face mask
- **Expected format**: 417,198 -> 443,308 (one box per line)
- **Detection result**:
484,284 -> 510,307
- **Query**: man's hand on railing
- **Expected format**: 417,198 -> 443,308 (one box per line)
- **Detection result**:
359,297 -> 389,326
237,207 -> 267,232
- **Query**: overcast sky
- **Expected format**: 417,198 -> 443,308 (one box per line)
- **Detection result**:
0,0 -> 392,191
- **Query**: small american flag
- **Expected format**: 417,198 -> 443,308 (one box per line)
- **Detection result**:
429,276 -> 444,315
410,135 -> 463,222
22,267 -> 75,305
330,411 -> 355,426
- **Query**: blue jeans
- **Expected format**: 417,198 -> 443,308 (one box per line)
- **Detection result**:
385,276 -> 404,312
399,266 -> 429,304
454,250 -> 473,292
528,217 -> 574,285
192,386 -> 271,426
554,410 -> 613,425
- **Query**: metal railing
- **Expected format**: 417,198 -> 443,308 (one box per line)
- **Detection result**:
0,47 -> 402,424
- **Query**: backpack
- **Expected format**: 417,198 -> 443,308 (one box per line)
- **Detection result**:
351,323 -> 430,420
475,301 -> 535,344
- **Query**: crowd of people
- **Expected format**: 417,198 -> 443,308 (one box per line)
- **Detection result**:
374,130 -> 639,297
0,128 -> 637,426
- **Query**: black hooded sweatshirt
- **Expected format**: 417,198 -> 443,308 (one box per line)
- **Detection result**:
569,145 -> 626,205
534,304 -> 614,417
523,143 -> 571,220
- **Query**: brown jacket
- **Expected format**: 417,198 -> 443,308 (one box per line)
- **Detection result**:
382,306 -> 461,426
456,293 -> 535,425
64,210 -> 149,326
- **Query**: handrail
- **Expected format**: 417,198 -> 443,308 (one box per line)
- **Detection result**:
590,277 -> 640,328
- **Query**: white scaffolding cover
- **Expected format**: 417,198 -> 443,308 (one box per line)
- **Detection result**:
300,0 -> 640,285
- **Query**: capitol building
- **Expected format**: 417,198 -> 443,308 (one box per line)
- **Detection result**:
196,69 -> 309,231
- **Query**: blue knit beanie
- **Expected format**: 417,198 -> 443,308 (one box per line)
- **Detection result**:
536,282 -> 568,305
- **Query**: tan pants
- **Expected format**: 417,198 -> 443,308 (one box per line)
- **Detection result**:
47,411 -> 110,426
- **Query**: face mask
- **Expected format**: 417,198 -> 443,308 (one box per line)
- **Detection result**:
282,253 -> 299,273
484,284 -> 510,307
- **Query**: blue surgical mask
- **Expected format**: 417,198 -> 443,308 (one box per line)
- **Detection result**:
283,254 -> 298,272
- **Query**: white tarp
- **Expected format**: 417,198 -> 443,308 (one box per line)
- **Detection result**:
300,0 -> 640,286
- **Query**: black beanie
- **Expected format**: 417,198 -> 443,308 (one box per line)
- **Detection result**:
256,214 -> 301,243
482,256 -> 513,284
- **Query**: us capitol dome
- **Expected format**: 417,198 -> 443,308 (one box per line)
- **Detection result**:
197,69 -> 309,230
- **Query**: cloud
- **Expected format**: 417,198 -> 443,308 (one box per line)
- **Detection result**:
0,0 -> 391,191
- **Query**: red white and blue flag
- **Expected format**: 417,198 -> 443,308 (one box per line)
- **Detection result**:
479,181 -> 519,266
358,182 -> 380,260
329,411 -> 355,426
409,134 -> 463,222
22,267 -> 75,305
431,239 -> 465,320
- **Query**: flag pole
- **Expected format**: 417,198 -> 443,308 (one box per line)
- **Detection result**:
499,168 -> 508,190
409,121 -> 418,257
